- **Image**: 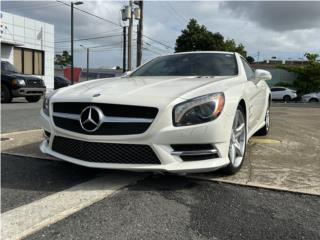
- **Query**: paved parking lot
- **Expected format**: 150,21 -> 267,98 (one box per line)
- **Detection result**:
1,102 -> 320,239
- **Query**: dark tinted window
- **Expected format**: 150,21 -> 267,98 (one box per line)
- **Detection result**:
241,58 -> 255,80
131,53 -> 238,76
271,88 -> 285,92
1,61 -> 19,73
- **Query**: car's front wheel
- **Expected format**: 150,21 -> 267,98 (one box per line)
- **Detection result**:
1,85 -> 12,103
224,105 -> 246,174
25,96 -> 41,102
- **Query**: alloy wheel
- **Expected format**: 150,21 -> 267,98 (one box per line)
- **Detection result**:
228,109 -> 246,168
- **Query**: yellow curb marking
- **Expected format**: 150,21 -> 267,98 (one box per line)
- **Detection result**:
249,138 -> 281,144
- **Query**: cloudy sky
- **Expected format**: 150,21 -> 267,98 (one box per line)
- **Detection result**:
2,1 -> 320,68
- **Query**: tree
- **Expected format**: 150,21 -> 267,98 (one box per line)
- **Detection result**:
55,50 -> 71,67
175,19 -> 247,57
279,53 -> 320,94
246,56 -> 255,64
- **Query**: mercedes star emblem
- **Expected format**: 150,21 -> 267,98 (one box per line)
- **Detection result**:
79,106 -> 104,132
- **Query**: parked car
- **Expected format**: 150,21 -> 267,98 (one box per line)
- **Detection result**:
54,76 -> 71,90
271,87 -> 297,102
1,61 -> 46,103
302,92 -> 320,103
40,51 -> 271,174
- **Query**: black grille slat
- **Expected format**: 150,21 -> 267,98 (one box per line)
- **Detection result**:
26,79 -> 44,88
52,102 -> 158,135
52,136 -> 161,164
53,102 -> 158,118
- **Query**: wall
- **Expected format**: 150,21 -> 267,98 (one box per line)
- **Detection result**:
1,11 -> 54,90
1,44 -> 13,62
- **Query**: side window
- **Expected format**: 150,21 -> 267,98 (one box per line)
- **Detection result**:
241,58 -> 255,81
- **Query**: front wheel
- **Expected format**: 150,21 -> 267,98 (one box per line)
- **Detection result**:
25,96 -> 41,102
224,105 -> 246,175
1,85 -> 12,103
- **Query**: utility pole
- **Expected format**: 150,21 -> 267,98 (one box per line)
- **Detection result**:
123,26 -> 127,72
136,0 -> 143,67
71,2 -> 74,84
80,44 -> 89,80
86,47 -> 89,80
70,1 -> 83,85
127,0 -> 133,71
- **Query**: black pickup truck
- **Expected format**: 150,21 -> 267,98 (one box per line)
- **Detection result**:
1,61 -> 46,103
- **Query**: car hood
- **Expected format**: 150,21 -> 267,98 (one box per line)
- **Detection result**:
6,72 -> 43,81
53,76 -> 234,108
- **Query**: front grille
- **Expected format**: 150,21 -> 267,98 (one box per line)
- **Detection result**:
52,102 -> 158,135
52,136 -> 161,164
26,79 -> 44,88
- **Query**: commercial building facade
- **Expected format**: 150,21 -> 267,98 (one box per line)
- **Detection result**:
1,12 -> 54,90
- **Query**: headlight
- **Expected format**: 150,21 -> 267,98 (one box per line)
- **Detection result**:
42,91 -> 56,115
12,79 -> 26,87
173,93 -> 225,126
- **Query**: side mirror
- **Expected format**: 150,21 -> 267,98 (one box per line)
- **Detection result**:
255,69 -> 272,81
123,71 -> 132,77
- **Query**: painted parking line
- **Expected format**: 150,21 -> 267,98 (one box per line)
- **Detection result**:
1,172 -> 145,240
249,138 -> 281,144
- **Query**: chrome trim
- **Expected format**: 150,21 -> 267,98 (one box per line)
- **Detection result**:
53,112 -> 80,120
52,112 -> 154,123
171,149 -> 218,156
102,116 -> 153,123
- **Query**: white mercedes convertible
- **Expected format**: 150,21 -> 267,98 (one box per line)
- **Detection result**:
40,51 -> 271,174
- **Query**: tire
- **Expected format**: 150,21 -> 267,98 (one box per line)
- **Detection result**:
224,105 -> 247,175
25,96 -> 41,103
283,95 -> 291,102
309,98 -> 319,103
1,85 -> 12,103
255,103 -> 270,136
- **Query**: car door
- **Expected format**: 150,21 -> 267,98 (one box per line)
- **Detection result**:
241,58 -> 265,132
271,88 -> 279,99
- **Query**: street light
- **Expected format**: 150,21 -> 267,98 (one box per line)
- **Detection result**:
80,44 -> 89,81
71,1 -> 83,85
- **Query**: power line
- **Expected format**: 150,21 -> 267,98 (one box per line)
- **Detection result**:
56,0 -> 173,51
55,34 -> 122,43
56,1 -> 121,27
55,28 -> 122,43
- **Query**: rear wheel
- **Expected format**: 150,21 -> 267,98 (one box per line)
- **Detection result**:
283,95 -> 291,102
224,105 -> 246,174
25,96 -> 41,103
309,98 -> 319,103
255,104 -> 270,136
1,85 -> 12,103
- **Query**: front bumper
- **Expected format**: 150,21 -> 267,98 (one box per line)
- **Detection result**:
12,87 -> 46,97
40,103 -> 233,173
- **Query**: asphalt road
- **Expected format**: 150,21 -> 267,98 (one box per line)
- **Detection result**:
1,97 -> 43,133
2,154 -> 320,240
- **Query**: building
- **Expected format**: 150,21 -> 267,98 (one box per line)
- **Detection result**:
1,12 -> 54,90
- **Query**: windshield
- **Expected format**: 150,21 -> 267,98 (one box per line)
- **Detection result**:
131,53 -> 238,77
1,61 -> 20,73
